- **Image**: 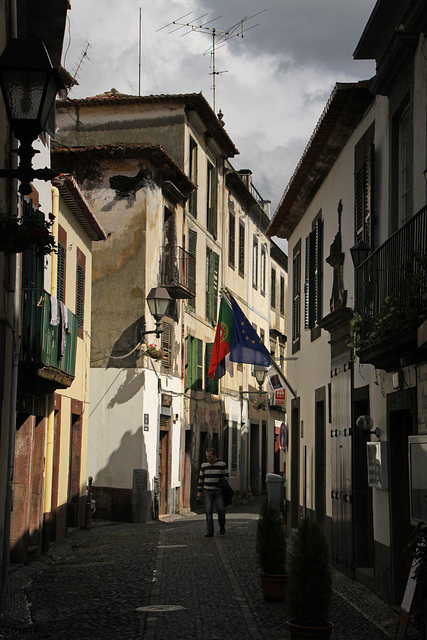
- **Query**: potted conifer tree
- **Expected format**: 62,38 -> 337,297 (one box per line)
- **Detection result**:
255,498 -> 287,602
286,517 -> 334,638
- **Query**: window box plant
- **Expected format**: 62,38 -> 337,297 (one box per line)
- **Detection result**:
286,517 -> 333,638
0,212 -> 56,256
255,498 -> 287,602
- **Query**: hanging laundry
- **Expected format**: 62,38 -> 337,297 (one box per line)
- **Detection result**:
50,295 -> 60,326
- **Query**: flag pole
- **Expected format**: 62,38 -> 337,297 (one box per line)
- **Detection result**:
222,287 -> 297,399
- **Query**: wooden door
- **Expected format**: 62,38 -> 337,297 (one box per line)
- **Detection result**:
331,358 -> 354,577
158,416 -> 170,515
250,423 -> 260,495
67,413 -> 82,527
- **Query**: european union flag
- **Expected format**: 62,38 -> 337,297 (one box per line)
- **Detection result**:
229,294 -> 271,366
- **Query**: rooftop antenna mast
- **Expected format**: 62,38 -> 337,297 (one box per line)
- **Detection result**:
157,9 -> 266,114
69,41 -> 91,95
138,7 -> 142,96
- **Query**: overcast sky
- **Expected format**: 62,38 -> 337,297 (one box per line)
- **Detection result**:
63,0 -> 376,229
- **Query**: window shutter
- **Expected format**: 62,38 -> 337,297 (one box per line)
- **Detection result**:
196,338 -> 203,390
292,251 -> 301,342
212,252 -> 219,324
57,242 -> 66,302
271,267 -> 276,308
184,336 -> 189,391
189,137 -> 198,217
205,343 -> 218,394
280,275 -> 285,315
315,218 -> 323,324
229,210 -> 235,268
355,143 -> 374,246
76,263 -> 85,330
206,248 -> 211,321
238,222 -> 245,276
161,322 -> 172,368
207,162 -> 217,238
304,235 -> 310,329
187,229 -> 197,311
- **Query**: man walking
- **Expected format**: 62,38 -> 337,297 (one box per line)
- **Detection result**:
197,448 -> 229,537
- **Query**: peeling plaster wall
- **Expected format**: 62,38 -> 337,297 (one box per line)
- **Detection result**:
56,103 -> 186,168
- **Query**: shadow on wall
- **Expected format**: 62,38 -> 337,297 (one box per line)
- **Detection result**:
107,369 -> 146,409
107,317 -> 145,370
90,429 -> 149,523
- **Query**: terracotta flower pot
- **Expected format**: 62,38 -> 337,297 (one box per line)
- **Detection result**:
145,348 -> 164,360
286,620 -> 334,639
260,572 -> 286,602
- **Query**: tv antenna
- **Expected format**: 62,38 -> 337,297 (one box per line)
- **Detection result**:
69,41 -> 91,95
157,9 -> 266,113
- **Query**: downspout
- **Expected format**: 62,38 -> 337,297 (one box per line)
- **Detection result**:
42,186 -> 59,551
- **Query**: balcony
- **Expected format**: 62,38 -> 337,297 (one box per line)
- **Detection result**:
355,205 -> 427,371
19,289 -> 78,390
161,245 -> 196,299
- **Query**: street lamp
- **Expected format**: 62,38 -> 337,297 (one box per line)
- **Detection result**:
0,38 -> 64,195
146,287 -> 172,338
253,365 -> 268,393
349,239 -> 371,268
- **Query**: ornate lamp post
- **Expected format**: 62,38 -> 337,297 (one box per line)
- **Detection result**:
0,38 -> 64,195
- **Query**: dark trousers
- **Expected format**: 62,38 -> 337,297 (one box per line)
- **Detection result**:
204,489 -> 225,534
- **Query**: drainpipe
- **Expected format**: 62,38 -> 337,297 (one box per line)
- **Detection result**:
41,186 -> 59,551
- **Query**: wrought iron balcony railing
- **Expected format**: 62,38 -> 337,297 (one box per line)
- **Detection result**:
20,289 -> 78,386
355,205 -> 427,354
161,245 -> 196,299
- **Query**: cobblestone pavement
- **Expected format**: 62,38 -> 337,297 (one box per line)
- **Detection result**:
0,499 -> 420,639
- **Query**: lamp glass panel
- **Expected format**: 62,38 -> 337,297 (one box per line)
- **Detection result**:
2,70 -> 46,121
39,73 -> 58,130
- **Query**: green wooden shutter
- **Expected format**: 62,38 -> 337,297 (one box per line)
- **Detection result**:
76,263 -> 85,330
187,229 -> 197,311
212,251 -> 219,325
184,336 -> 189,391
292,251 -> 301,342
57,242 -> 66,302
238,222 -> 245,276
196,338 -> 203,390
304,235 -> 310,329
206,248 -> 211,321
205,342 -> 218,394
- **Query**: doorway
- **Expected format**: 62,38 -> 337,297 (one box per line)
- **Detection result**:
388,389 -> 415,603
250,423 -> 260,495
315,387 -> 326,525
158,415 -> 170,515
290,398 -> 300,528
67,413 -> 82,527
353,386 -> 374,587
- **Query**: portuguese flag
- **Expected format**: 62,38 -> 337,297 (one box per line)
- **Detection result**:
208,297 -> 233,379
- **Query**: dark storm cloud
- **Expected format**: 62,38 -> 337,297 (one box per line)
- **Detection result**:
194,0 -> 376,77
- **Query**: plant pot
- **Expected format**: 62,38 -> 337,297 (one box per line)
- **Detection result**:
260,572 -> 286,602
286,620 -> 334,639
145,349 -> 164,360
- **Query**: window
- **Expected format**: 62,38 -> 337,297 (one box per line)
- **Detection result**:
260,328 -> 265,344
279,345 -> 285,371
206,247 -> 219,324
187,228 -> 197,312
161,322 -> 172,368
292,242 -> 301,351
260,245 -> 266,294
57,224 -> 67,302
231,421 -> 238,471
398,104 -> 410,227
252,235 -> 258,289
205,343 -> 218,394
355,124 -> 374,246
228,205 -> 235,268
280,274 -> 285,315
238,221 -> 245,277
207,161 -> 218,238
186,335 -> 203,391
188,137 -> 198,217
21,200 -> 44,292
270,267 -> 276,309
76,248 -> 86,338
304,216 -> 323,335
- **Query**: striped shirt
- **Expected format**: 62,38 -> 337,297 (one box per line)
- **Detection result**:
198,460 -> 229,491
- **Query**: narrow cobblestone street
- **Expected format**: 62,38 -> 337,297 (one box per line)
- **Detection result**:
0,500 -> 419,639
